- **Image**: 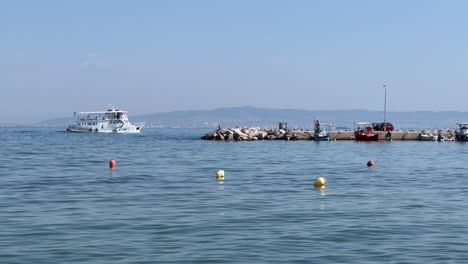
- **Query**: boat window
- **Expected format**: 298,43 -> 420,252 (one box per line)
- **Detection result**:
105,113 -> 116,119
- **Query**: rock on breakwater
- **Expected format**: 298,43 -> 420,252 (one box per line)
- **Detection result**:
201,127 -> 313,141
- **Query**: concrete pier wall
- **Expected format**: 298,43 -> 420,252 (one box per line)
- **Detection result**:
330,131 -> 455,140
201,127 -> 456,141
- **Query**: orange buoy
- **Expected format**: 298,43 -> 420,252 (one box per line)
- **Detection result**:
367,160 -> 375,167
109,159 -> 116,169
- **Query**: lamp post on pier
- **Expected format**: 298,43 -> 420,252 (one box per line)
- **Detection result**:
383,84 -> 387,132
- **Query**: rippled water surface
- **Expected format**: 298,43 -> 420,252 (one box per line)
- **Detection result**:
1,128 -> 468,263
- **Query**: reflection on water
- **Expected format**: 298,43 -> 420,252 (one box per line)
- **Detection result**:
319,188 -> 327,196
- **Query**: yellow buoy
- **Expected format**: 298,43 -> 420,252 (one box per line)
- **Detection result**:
314,176 -> 326,188
215,170 -> 225,180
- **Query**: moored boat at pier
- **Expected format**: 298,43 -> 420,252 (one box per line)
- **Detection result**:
313,120 -> 331,141
420,131 -> 437,141
354,122 -> 379,141
455,123 -> 468,141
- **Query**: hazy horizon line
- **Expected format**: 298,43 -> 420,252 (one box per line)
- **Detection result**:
4,106 -> 468,126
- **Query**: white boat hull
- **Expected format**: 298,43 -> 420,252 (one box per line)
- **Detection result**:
67,124 -> 143,133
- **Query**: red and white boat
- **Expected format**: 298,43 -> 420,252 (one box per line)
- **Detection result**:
354,122 -> 379,141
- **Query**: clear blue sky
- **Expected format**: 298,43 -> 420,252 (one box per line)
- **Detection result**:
2,0 -> 468,123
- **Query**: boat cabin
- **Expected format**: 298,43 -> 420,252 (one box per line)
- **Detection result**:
457,123 -> 468,135
314,120 -> 332,132
455,123 -> 468,141
104,109 -> 128,121
354,122 -> 379,141
74,109 -> 129,122
354,122 -> 374,134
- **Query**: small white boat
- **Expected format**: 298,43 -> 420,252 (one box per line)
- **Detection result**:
420,131 -> 437,141
67,108 -> 143,133
456,123 -> 468,141
313,120 -> 331,141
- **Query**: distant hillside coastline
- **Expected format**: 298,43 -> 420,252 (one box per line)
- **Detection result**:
30,107 -> 468,130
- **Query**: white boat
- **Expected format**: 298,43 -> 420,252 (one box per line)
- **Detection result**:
456,123 -> 468,141
313,120 -> 331,141
419,131 -> 437,141
67,108 -> 143,133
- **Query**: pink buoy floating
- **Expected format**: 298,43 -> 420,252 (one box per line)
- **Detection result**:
109,159 -> 116,169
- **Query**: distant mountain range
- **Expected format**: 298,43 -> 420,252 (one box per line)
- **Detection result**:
33,106 -> 468,130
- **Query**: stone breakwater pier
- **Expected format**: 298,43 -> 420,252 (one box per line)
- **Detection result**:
201,127 -> 456,141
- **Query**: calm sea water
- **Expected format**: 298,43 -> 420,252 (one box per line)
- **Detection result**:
1,128 -> 468,263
